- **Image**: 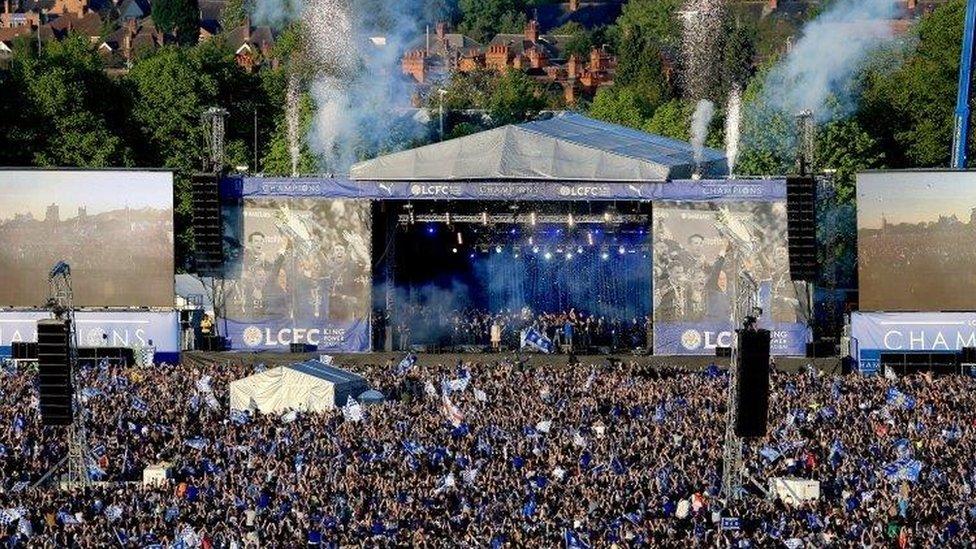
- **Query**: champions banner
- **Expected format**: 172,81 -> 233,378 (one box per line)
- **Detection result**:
220,198 -> 372,352
851,312 -> 976,374
222,177 -> 786,202
0,311 -> 180,362
652,201 -> 808,356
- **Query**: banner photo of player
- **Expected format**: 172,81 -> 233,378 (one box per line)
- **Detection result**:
221,198 -> 372,352
653,201 -> 808,356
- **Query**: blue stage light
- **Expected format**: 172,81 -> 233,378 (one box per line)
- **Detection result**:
543,252 -> 552,260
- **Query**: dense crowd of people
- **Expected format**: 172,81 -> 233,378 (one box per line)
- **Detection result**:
382,306 -> 651,353
1,356 -> 975,547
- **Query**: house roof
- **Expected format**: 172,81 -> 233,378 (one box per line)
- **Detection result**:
42,10 -> 104,39
350,112 -> 728,182
225,21 -> 275,51
489,32 -> 571,60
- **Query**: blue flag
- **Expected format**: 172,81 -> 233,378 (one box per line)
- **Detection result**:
564,529 -> 591,549
522,327 -> 554,354
759,446 -> 781,462
892,438 -> 911,458
886,387 -> 916,410
230,409 -> 250,425
130,397 -> 149,414
522,497 -> 537,518
395,353 -> 417,375
882,458 -> 923,482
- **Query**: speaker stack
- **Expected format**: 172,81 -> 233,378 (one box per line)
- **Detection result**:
734,329 -> 771,438
785,176 -> 817,282
37,319 -> 73,426
191,172 -> 223,275
11,342 -> 37,360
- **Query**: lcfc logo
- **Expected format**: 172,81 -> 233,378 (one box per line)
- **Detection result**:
242,326 -> 263,347
681,329 -> 702,350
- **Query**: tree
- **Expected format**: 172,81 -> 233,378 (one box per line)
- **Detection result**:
588,86 -> 653,129
815,119 -> 883,202
613,0 -> 682,51
613,34 -> 671,111
458,0 -> 526,42
486,69 -> 546,125
220,0 -> 248,30
552,21 -> 593,59
644,99 -> 693,141
153,0 -> 201,44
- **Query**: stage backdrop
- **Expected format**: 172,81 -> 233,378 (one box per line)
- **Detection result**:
851,311 -> 976,374
858,171 -> 976,311
221,198 -> 371,351
0,169 -> 174,308
653,200 -> 808,355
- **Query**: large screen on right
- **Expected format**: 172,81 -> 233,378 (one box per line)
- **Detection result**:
858,171 -> 976,311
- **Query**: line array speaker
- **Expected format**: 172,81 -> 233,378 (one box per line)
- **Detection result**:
786,176 -> 817,281
191,172 -> 223,274
734,329 -> 771,438
37,319 -> 73,426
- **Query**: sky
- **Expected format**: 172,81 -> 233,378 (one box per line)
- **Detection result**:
0,171 -> 173,221
857,172 -> 976,229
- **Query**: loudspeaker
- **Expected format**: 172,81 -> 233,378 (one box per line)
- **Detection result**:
37,319 -> 73,426
200,335 -> 227,352
735,329 -> 770,438
290,343 -> 317,353
11,342 -> 37,360
786,176 -> 817,281
191,172 -> 223,274
715,346 -> 732,358
806,340 -> 836,358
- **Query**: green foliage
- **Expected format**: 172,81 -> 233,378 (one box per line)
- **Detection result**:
457,0 -> 526,42
153,0 -> 201,44
486,69 -> 547,125
220,0 -> 248,30
644,99 -> 692,141
815,119 -> 884,202
588,86 -> 653,129
614,0 -> 682,50
552,21 -> 593,59
262,87 -> 319,175
613,35 -> 670,110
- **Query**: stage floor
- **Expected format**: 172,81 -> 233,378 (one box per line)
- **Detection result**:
183,351 -> 842,374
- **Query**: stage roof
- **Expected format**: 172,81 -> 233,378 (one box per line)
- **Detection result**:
349,113 -> 728,182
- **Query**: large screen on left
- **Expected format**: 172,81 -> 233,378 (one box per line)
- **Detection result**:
0,170 -> 175,308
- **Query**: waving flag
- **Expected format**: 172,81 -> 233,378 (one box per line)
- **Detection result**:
522,327 -> 554,354
395,353 -> 417,375
230,409 -> 250,425
342,397 -> 363,423
759,446 -> 781,462
473,388 -> 487,402
184,437 -> 209,451
441,393 -> 464,427
194,376 -> 213,393
892,438 -> 912,458
886,387 -> 916,410
130,397 -> 149,414
564,529 -> 591,549
882,458 -> 923,483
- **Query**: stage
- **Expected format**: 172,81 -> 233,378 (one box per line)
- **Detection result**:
182,350 -> 842,374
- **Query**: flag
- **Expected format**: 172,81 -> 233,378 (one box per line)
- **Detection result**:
105,505 -> 123,522
130,397 -> 149,414
884,365 -> 898,381
319,354 -> 334,365
90,444 -> 106,459
892,438 -> 911,458
584,369 -> 596,390
281,410 -> 298,424
342,397 -> 363,423
522,497 -> 537,517
402,441 -> 425,455
462,468 -> 478,484
395,353 -> 417,375
653,404 -> 665,423
564,529 -> 591,549
886,387 -> 915,410
0,508 -> 25,525
441,393 -> 464,427
11,481 -> 28,493
195,376 -> 213,393
447,375 -> 470,392
230,409 -> 250,425
184,437 -> 209,451
204,393 -> 220,411
535,420 -> 552,434
423,380 -> 437,399
522,327 -> 554,354
882,458 -> 923,483
759,446 -> 781,462
17,517 -> 31,537
474,388 -> 487,402
610,456 -> 626,475
57,511 -> 80,525
254,363 -> 267,373
572,430 -> 586,448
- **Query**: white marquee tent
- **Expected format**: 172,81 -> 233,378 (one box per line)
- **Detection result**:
229,360 -> 369,414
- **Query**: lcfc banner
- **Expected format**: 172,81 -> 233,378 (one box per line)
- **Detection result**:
0,311 -> 180,362
851,312 -> 976,374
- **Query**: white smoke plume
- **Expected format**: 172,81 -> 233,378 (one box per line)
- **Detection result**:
724,85 -> 741,175
691,99 -> 715,167
760,0 -> 900,122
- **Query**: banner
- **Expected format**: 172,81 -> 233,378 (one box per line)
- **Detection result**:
0,310 -> 180,362
851,311 -> 976,374
652,201 -> 808,355
220,198 -> 372,351
222,176 -> 786,203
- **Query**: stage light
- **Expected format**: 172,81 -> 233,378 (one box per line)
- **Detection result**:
601,252 -> 610,260
514,253 -> 519,258
576,246 -> 583,254
565,253 -> 573,260
528,236 -> 534,246
530,212 -> 537,226
587,232 -> 594,246
495,245 -> 503,254
469,253 -> 476,259
426,225 -> 436,235
567,212 -> 575,227
457,232 -> 463,245
482,212 -> 489,226
618,246 -> 625,255
510,228 -> 516,235
446,212 -> 452,225
532,246 -> 539,254
544,252 -> 552,260
452,247 -> 458,253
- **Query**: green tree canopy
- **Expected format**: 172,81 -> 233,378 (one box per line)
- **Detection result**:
153,0 -> 201,44
486,69 -> 546,125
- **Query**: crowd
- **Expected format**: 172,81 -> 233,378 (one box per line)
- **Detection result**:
1,357 -> 976,547
386,305 -> 651,353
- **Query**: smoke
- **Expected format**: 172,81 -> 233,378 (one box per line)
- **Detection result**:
680,0 -> 726,101
759,0 -> 900,122
724,85 -> 741,174
285,73 -> 302,176
691,99 -> 715,167
253,0 -> 452,173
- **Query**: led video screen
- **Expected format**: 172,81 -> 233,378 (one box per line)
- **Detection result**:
653,200 -> 806,355
0,170 -> 174,308
858,171 -> 976,311
221,198 -> 372,351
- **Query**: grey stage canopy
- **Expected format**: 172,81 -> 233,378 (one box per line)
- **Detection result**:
349,113 -> 727,182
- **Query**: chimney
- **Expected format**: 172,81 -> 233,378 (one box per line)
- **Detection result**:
567,54 -> 581,78
4,0 -> 10,15
569,0 -> 579,12
768,0 -> 778,9
126,16 -> 135,33
525,20 -> 538,43
907,0 -> 916,9
243,14 -> 250,41
436,21 -> 447,40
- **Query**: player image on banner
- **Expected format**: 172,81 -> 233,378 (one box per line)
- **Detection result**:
221,198 -> 371,351
653,201 -> 807,355
0,170 -> 174,308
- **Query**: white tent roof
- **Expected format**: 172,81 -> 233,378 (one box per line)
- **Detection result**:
229,360 -> 367,414
349,113 -> 728,182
